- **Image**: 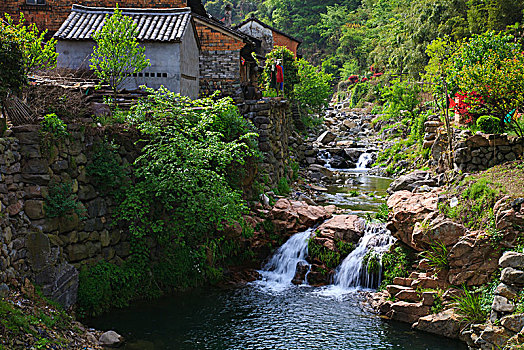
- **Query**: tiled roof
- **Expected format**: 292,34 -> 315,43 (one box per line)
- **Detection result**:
234,16 -> 302,44
54,5 -> 192,42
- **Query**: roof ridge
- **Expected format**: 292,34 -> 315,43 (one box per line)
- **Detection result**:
71,4 -> 192,15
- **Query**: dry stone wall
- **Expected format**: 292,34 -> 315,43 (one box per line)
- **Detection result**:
241,98 -> 305,187
0,96 -> 302,307
0,124 -> 138,307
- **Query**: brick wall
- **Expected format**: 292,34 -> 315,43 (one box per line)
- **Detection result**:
272,32 -> 299,56
195,22 -> 245,51
2,0 -> 187,32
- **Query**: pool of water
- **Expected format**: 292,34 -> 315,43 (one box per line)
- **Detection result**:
88,284 -> 466,350
322,171 -> 392,214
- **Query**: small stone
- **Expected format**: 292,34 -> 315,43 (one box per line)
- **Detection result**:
495,283 -> 518,300
99,330 -> 124,347
0,283 -> 9,298
501,267 -> 524,286
499,251 -> 524,269
501,313 -> 524,333
492,295 -> 516,313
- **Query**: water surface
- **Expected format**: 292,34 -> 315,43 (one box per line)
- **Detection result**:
89,285 -> 466,350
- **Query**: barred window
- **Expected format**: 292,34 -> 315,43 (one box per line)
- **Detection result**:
26,0 -> 46,5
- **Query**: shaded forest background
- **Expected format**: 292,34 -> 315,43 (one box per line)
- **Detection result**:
203,0 -> 524,79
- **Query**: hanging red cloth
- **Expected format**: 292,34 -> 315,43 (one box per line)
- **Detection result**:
276,65 -> 284,83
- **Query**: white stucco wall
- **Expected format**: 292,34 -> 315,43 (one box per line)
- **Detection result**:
179,25 -> 200,99
56,38 -> 199,98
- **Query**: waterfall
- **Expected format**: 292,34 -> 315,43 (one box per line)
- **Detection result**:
356,153 -> 374,169
258,228 -> 313,289
333,223 -> 395,289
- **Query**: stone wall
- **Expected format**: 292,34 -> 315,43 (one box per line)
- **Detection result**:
0,124 -> 137,307
453,132 -> 523,173
241,98 -> 305,187
0,96 -> 301,306
429,126 -> 524,173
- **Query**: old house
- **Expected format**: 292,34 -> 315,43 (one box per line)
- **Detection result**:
0,0 -> 206,34
235,15 -> 302,57
192,13 -> 259,100
54,5 -> 200,98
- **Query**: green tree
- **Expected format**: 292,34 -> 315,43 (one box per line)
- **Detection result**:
0,13 -> 58,75
294,58 -> 333,114
262,46 -> 299,97
90,6 -> 150,96
0,37 -> 25,134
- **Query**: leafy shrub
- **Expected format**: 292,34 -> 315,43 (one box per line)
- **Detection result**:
363,250 -> 381,274
40,113 -> 68,138
308,235 -> 354,269
44,182 -> 85,219
86,141 -> 128,196
294,58 -> 333,115
380,244 -> 415,290
276,177 -> 291,196
476,115 -> 502,134
374,203 -> 389,223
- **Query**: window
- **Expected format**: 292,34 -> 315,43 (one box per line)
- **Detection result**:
26,0 -> 46,5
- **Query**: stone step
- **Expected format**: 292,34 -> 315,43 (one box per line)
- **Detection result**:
390,301 -> 431,324
395,289 -> 420,302
411,277 -> 445,290
386,284 -> 412,296
409,272 -> 427,279
393,277 -> 413,287
422,291 -> 436,306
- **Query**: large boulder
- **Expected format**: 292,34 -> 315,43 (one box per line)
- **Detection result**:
317,131 -> 336,145
413,309 -> 464,339
411,215 -> 466,249
386,191 -> 439,250
387,171 -> 438,194
269,199 -> 333,234
448,232 -> 500,286
315,215 -> 366,244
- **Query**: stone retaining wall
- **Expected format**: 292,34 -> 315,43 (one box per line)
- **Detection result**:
241,98 -> 305,187
0,124 -> 138,307
0,97 -> 302,306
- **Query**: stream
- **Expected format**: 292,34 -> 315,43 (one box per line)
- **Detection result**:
88,168 -> 466,349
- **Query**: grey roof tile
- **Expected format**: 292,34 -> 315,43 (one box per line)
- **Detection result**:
55,4 -> 191,42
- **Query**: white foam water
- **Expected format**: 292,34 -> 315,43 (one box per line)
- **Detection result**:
256,228 -> 313,292
356,153 -> 374,169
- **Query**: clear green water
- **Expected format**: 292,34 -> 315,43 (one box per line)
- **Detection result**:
88,285 -> 466,350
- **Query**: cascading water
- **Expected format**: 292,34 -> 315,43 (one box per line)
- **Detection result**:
356,152 -> 374,169
257,228 -> 313,289
333,223 -> 395,289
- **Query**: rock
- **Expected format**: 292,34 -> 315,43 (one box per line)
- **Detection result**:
317,131 -> 336,145
330,155 -> 350,169
395,289 -> 420,302
387,171 -> 438,194
422,292 -> 436,306
292,261 -> 309,285
495,283 -> 518,300
269,199 -> 332,234
476,324 -> 514,349
0,283 -> 9,297
315,215 -> 366,243
501,267 -> 524,286
393,277 -> 413,287
499,251 -> 524,269
99,330 -> 124,347
411,277 -> 445,290
413,309 -> 463,339
24,200 -> 45,220
387,285 -> 412,296
386,191 -> 439,251
501,313 -> 524,333
492,295 -> 515,313
308,164 -> 333,178
412,215 -> 466,249
390,301 -> 430,324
